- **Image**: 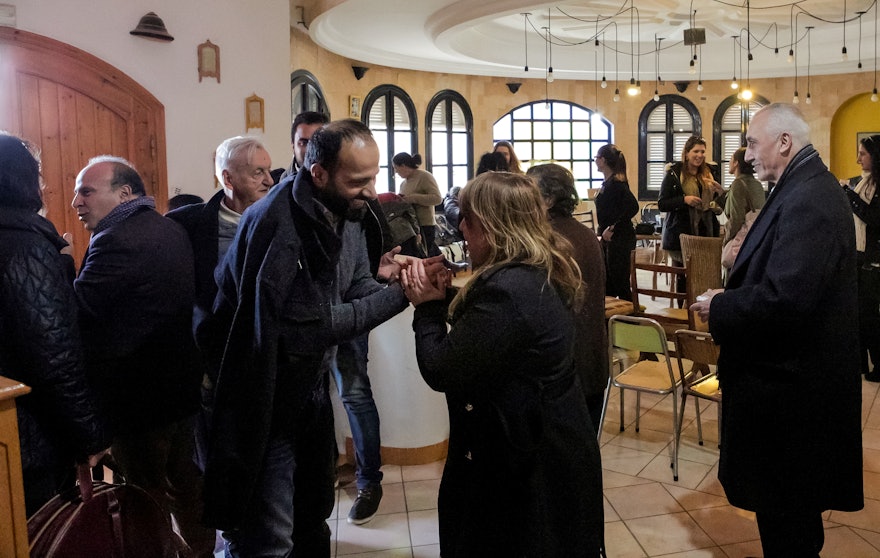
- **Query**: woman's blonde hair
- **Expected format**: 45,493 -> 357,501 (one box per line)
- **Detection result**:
451,171 -> 582,315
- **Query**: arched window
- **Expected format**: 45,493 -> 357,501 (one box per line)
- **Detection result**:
290,70 -> 329,119
363,85 -> 417,193
426,90 -> 473,194
712,94 -> 770,188
638,94 -> 701,200
493,100 -> 611,199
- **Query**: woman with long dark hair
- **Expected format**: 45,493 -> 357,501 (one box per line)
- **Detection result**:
595,144 -> 639,299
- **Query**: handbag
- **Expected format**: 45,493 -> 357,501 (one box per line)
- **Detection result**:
28,464 -> 190,557
721,210 -> 759,269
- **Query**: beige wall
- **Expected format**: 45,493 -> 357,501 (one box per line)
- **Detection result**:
292,27 -> 878,197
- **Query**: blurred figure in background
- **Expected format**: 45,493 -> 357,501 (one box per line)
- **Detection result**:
493,140 -> 523,173
594,144 -> 639,300
393,152 -> 443,256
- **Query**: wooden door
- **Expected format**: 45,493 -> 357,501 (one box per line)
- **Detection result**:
0,28 -> 167,266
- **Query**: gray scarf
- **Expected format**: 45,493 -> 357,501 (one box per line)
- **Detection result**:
93,196 -> 156,235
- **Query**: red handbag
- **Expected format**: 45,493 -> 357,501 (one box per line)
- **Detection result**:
27,464 -> 190,557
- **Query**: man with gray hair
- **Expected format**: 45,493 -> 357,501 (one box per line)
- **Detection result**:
72,156 -> 211,555
691,103 -> 863,556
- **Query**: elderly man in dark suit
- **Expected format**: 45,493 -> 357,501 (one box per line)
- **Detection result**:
72,156 -> 213,556
691,103 -> 864,557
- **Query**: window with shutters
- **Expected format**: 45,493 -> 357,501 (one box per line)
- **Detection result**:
493,100 -> 611,199
712,94 -> 770,189
290,70 -> 329,120
638,95 -> 701,200
363,85 -> 418,193
426,90 -> 473,195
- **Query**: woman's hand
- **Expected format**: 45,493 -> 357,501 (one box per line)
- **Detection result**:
707,179 -> 725,196
601,226 -> 615,242
401,258 -> 448,305
684,195 -> 702,208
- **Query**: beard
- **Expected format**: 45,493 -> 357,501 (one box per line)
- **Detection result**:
313,176 -> 368,221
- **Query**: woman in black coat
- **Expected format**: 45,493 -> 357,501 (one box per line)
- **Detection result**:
594,144 -> 639,299
401,172 -> 604,557
0,134 -> 109,515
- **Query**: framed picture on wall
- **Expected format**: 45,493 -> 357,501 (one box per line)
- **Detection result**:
349,96 -> 361,119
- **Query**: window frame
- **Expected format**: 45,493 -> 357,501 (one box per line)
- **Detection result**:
425,90 -> 474,195
362,84 -> 418,193
637,94 -> 702,201
290,69 -> 329,119
712,93 -> 771,189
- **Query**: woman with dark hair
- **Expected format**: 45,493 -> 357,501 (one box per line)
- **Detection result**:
659,135 -> 724,292
493,140 -> 523,173
0,133 -> 109,515
392,152 -> 443,256
401,171 -> 604,557
528,163 -> 608,433
595,144 -> 639,299
723,146 -> 766,246
444,152 -> 508,234
844,134 -> 880,380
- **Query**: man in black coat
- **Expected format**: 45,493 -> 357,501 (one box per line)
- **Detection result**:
72,156 -> 212,555
691,103 -> 863,557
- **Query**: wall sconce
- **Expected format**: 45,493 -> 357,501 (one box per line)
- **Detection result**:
198,40 -> 220,83
506,82 -> 522,94
673,81 -> 690,93
352,66 -> 369,80
130,12 -> 174,42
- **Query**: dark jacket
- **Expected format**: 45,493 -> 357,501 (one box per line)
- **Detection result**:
412,264 -> 604,557
0,208 -> 108,513
658,161 -> 721,252
710,146 -> 863,514
203,172 -> 407,529
550,215 -> 608,400
75,206 -> 200,433
845,175 -> 880,263
595,177 -> 638,237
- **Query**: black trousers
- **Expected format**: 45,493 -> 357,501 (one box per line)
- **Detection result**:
755,510 -> 824,558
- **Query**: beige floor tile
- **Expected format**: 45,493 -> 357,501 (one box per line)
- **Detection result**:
864,428 -> 880,451
865,448 -> 880,473
639,452 -> 713,490
605,482 -> 684,520
694,463 -> 726,497
379,464 -> 403,485
662,484 -> 729,511
865,471 -> 880,500
337,549 -> 413,558
653,549 -> 726,557
403,479 -> 439,512
411,543 -> 440,558
675,436 -> 721,466
605,495 -> 621,522
688,505 -> 759,546
718,539 -> 764,558
400,461 -> 444,482
603,468 -> 658,489
822,525 -> 880,557
829,497 -> 880,532
603,520 -> 648,558
607,426 -> 677,455
338,482 -> 407,518
407,509 -> 440,547
624,512 -> 715,555
851,527 -> 880,552
335,512 -> 411,556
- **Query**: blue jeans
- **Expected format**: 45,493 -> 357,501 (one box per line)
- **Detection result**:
222,393 -> 335,558
332,333 -> 383,489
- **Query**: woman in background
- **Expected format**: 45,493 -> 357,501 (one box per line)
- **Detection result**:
401,171 -> 604,557
443,151 -> 508,234
595,144 -> 639,300
493,140 -> 523,173
723,146 -> 765,246
843,134 -> 880,380
393,152 -> 443,256
0,133 -> 109,515
659,135 -> 724,293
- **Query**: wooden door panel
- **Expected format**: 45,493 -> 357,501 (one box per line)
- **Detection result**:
0,28 -> 167,267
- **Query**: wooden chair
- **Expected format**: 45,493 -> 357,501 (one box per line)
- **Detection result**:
573,200 -> 596,231
679,234 -> 722,331
601,315 -> 686,480
630,250 -> 693,337
673,329 -> 722,475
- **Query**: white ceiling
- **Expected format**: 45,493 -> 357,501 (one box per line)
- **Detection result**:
301,0 -> 879,84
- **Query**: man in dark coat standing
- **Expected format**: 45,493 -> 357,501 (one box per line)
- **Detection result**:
72,156 -> 209,553
691,103 -> 863,557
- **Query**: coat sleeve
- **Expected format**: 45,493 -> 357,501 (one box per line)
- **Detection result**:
846,186 -> 880,229
658,171 -> 685,212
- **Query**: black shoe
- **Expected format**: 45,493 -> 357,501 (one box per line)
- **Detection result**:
866,369 -> 880,383
348,484 -> 382,525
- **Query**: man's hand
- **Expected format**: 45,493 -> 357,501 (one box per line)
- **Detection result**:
401,258 -> 448,305
61,232 -> 75,256
689,288 -> 724,323
378,246 -> 403,282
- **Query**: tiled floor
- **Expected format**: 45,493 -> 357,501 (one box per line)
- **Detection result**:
324,375 -> 880,557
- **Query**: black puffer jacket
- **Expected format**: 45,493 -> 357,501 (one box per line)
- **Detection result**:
0,208 -> 108,511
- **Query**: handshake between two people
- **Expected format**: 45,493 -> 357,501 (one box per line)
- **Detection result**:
377,246 -> 454,306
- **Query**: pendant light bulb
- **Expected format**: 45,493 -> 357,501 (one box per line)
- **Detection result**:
806,92 -> 812,104
613,88 -> 620,102
688,60 -> 696,75
653,90 -> 660,101
601,77 -> 607,89
697,81 -> 703,91
787,49 -> 794,63
731,77 -> 739,90
742,88 -> 753,101
872,88 -> 878,102
546,67 -> 554,83
793,91 -> 800,104
842,47 -> 849,61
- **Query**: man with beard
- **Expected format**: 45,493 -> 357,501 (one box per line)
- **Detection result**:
202,120 -> 420,557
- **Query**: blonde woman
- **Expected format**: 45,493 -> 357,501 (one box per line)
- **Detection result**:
401,172 -> 604,557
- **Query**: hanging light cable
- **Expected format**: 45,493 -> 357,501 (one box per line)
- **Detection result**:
653,34 -> 661,102
858,11 -> 865,69
793,19 -> 800,104
613,21 -> 620,101
628,1 -> 638,95
546,8 -> 554,83
601,31 -> 608,88
788,5 -> 795,63
806,26 -> 813,104
873,0 -> 878,101
522,13 -> 530,72
730,36 -> 739,90
697,44 -> 704,91
842,0 -> 849,61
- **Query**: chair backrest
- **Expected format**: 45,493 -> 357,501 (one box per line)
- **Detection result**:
573,200 -> 596,231
679,234 -> 722,299
630,250 -> 692,331
609,314 -> 669,354
674,329 -> 721,390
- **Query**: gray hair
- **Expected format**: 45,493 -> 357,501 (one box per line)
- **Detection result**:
753,103 -> 811,148
215,136 -> 266,184
80,155 -> 145,196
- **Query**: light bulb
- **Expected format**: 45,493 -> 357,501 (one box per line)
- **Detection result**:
688,60 -> 696,75
731,78 -> 739,90
806,92 -> 812,104
842,47 -> 848,61
787,49 -> 794,63
775,47 -> 779,56
613,88 -> 620,102
546,67 -> 554,83
627,78 -> 639,96
793,91 -> 800,104
697,81 -> 704,91
872,88 -> 878,102
653,90 -> 660,101
524,65 -> 529,72
601,77 -> 607,89
741,88 -> 753,101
